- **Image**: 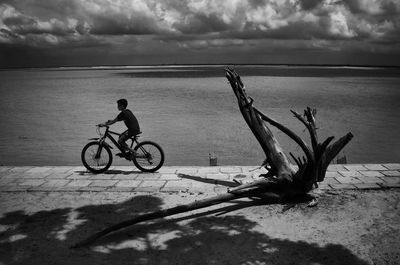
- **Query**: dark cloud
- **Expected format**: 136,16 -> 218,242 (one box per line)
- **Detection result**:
1,0 -> 399,67
0,0 -> 80,21
4,17 -> 75,36
174,13 -> 231,34
247,0 -> 268,8
342,0 -> 400,16
2,1 -> 399,41
231,22 -> 329,40
381,1 -> 400,16
87,14 -> 160,35
0,27 -> 19,39
299,0 -> 323,10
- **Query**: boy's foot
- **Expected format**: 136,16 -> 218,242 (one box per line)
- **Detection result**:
116,152 -> 130,158
116,151 -> 136,159
126,151 -> 137,159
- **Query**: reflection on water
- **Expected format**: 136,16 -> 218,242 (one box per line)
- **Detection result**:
0,66 -> 399,166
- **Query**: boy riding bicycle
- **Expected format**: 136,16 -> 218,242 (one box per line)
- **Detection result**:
99,99 -> 140,157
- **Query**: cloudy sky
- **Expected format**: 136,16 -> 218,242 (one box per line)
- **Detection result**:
0,0 -> 399,68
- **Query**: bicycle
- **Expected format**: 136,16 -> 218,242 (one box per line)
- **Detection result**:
81,125 -> 164,173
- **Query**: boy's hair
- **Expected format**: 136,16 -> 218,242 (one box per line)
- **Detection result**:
117,99 -> 128,109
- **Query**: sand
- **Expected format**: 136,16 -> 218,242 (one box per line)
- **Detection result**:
0,189 -> 399,265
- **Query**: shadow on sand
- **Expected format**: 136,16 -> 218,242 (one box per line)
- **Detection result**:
0,193 -> 370,265
179,173 -> 239,187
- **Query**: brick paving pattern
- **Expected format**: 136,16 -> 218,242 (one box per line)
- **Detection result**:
0,164 -> 399,193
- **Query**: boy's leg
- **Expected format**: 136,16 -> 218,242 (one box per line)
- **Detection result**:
118,131 -> 130,152
118,131 -> 135,154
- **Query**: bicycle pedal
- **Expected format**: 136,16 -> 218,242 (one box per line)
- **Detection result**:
126,153 -> 135,160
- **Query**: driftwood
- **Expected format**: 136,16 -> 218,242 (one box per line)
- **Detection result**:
72,68 -> 353,248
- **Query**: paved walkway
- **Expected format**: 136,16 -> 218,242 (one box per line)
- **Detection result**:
0,164 -> 399,193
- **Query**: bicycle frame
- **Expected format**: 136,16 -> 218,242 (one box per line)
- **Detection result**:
89,125 -> 153,164
95,126 -> 139,154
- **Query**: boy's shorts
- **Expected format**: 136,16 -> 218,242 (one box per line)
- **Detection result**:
118,130 -> 136,143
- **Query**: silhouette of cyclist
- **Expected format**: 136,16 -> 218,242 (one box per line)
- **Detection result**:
100,99 -> 140,156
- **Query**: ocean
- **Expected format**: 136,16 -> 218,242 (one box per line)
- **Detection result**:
0,65 -> 399,166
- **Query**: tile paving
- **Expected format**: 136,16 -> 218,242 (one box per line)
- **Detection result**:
0,164 -> 399,193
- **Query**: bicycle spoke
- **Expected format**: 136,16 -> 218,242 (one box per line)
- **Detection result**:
133,142 -> 163,172
83,143 -> 111,171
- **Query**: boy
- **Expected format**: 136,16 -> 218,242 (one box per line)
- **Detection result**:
100,99 -> 140,156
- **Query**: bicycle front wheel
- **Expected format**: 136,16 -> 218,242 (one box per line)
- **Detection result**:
81,141 -> 113,173
133,141 -> 164,172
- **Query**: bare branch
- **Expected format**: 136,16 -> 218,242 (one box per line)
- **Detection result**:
291,109 -> 318,153
290,152 -> 302,168
254,107 -> 314,164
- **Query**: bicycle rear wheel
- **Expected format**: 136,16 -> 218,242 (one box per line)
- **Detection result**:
81,142 -> 113,173
132,141 -> 164,172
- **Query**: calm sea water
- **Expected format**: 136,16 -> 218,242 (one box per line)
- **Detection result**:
0,65 -> 399,166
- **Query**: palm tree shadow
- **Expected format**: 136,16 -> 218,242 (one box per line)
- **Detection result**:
91,197 -> 280,246
93,193 -> 316,247
0,194 -> 370,265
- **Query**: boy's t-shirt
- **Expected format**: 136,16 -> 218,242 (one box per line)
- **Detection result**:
116,109 -> 140,135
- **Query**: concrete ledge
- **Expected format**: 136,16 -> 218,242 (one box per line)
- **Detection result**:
0,164 -> 399,193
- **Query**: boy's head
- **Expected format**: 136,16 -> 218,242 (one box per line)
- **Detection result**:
117,99 -> 128,110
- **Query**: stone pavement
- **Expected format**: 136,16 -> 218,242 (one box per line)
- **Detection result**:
0,164 -> 399,194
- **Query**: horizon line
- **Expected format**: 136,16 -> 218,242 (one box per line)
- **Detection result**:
2,63 -> 400,71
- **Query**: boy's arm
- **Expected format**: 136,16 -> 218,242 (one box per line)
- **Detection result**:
100,117 -> 119,127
